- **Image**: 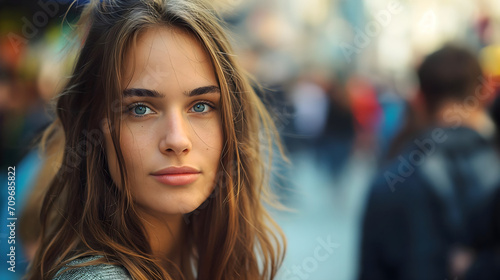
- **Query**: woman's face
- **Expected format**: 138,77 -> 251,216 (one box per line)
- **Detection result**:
103,27 -> 223,216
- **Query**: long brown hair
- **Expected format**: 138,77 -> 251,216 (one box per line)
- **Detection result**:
27,0 -> 286,279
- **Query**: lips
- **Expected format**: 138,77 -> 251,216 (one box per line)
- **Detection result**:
151,166 -> 201,186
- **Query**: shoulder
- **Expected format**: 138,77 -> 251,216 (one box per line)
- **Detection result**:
53,255 -> 132,280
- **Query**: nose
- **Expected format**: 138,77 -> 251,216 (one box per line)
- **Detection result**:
159,112 -> 192,155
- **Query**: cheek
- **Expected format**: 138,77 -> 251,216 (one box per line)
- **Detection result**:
192,117 -> 223,152
103,125 -> 148,187
117,127 -> 151,181
190,117 -> 223,177
198,118 -> 223,179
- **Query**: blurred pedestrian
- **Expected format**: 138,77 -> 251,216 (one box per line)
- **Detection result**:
359,45 -> 500,280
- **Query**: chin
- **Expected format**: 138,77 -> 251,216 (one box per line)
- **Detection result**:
176,199 -> 207,214
137,186 -> 214,216
157,196 -> 206,215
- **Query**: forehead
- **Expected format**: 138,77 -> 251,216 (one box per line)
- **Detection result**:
121,26 -> 217,91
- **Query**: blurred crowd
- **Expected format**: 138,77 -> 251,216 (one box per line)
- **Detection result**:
2,0 -> 500,279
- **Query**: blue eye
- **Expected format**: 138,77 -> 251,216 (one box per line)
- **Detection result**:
191,102 -> 213,113
129,103 -> 153,117
193,103 -> 207,112
135,105 -> 147,114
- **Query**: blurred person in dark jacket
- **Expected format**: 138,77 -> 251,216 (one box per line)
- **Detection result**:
358,45 -> 500,280
463,66 -> 500,280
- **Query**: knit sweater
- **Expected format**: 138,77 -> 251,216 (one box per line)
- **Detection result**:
53,255 -> 132,280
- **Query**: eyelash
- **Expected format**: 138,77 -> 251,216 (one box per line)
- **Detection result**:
126,101 -> 216,118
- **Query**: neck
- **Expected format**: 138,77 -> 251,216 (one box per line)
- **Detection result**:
434,101 -> 495,138
137,209 -> 185,271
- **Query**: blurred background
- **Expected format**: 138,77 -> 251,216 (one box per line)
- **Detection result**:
1,0 -> 500,279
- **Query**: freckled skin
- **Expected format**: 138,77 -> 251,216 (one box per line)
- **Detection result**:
103,27 -> 223,217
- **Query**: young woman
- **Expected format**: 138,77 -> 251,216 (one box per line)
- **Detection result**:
27,0 -> 286,279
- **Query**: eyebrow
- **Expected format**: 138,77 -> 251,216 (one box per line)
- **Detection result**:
185,85 -> 220,97
123,85 -> 220,98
